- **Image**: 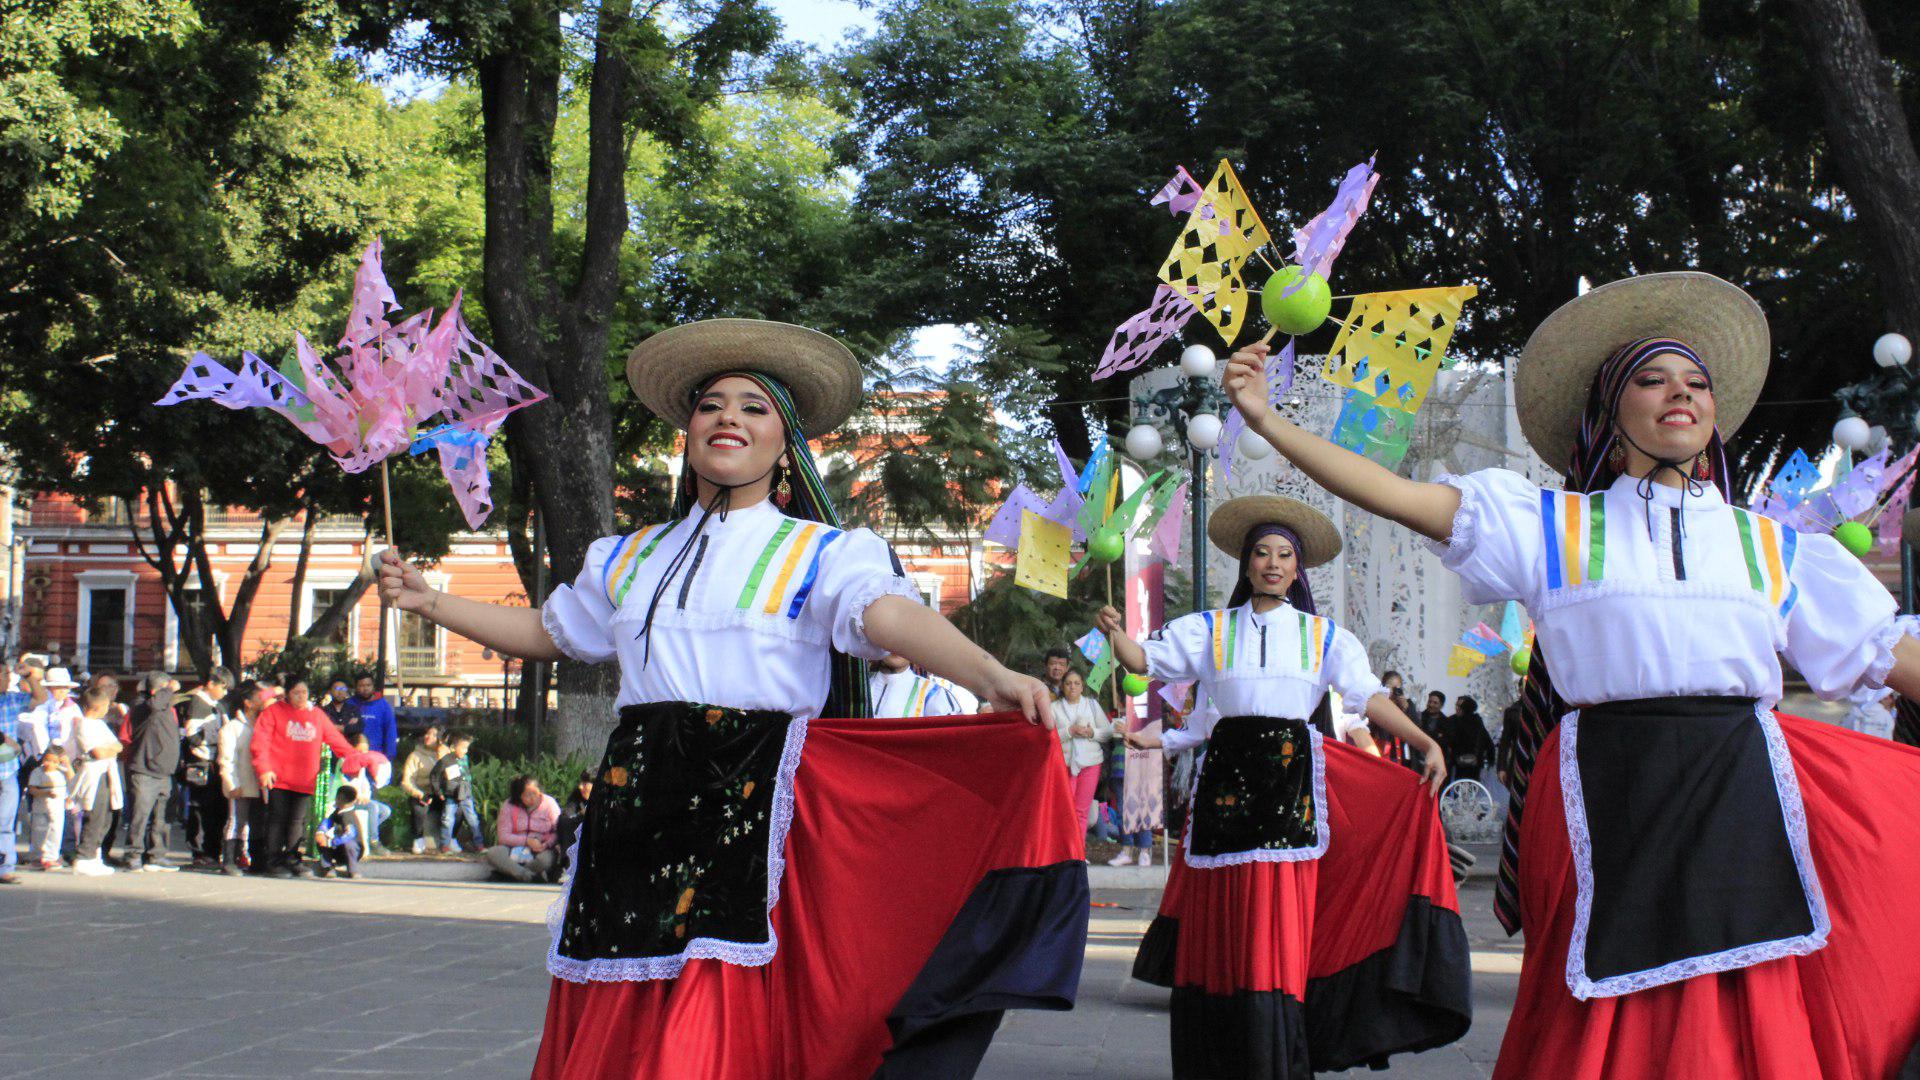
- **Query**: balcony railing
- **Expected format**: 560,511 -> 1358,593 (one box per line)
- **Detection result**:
398,646 -> 443,675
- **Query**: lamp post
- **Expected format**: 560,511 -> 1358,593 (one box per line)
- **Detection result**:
1126,345 -> 1230,613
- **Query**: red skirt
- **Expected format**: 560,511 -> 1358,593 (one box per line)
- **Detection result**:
532,711 -> 1088,1080
1148,739 -> 1472,1078
1495,714 -> 1920,1079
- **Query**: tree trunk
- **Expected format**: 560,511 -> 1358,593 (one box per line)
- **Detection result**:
283,506 -> 317,649
1783,0 -> 1920,340
479,3 -> 638,755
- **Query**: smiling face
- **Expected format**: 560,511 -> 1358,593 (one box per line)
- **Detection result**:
1612,352 -> 1716,470
1244,533 -> 1300,600
685,375 -> 789,500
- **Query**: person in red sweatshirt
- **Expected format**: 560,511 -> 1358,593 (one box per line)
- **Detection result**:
250,678 -> 356,878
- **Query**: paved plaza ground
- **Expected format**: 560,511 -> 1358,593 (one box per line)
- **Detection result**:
0,864 -> 1519,1079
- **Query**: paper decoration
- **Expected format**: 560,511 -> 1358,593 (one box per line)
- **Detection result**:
1221,340 -> 1296,481
1087,647 -> 1117,693
1078,446 -> 1119,539
1122,719 -> 1164,834
1157,160 -> 1272,345
1330,387 -> 1418,468
1446,643 -> 1489,677
1075,627 -> 1109,665
1461,628 -> 1506,657
1077,437 -> 1114,497
984,484 -> 1050,548
1158,679 -> 1195,711
1293,157 -> 1379,280
1135,472 -> 1184,538
1148,482 -> 1189,564
1043,485 -> 1088,542
1014,511 -> 1072,598
1104,469 -> 1171,539
1829,448 -> 1891,518
1499,602 -> 1526,650
1322,285 -> 1479,414
407,423 -> 498,530
156,239 -> 546,527
1094,285 -> 1200,380
1769,449 -> 1819,509
1151,166 -> 1203,216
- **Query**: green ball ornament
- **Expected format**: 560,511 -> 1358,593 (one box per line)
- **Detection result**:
1510,648 -> 1531,676
1121,673 -> 1150,697
1834,521 -> 1874,558
1087,527 -> 1125,564
1261,266 -> 1333,337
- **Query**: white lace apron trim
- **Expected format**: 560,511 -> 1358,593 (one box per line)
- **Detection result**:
1183,723 -> 1330,869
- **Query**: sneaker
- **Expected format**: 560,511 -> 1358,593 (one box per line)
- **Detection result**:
74,858 -> 114,877
1138,850 -> 1153,868
411,837 -> 427,855
338,869 -> 356,880
36,860 -> 57,872
221,862 -> 243,877
444,840 -> 464,854
140,862 -> 178,873
0,873 -> 20,885
1106,851 -> 1136,867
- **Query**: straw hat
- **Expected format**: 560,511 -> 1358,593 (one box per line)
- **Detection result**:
625,319 -> 863,439
1516,272 -> 1770,476
43,667 -> 78,689
1207,495 -> 1342,569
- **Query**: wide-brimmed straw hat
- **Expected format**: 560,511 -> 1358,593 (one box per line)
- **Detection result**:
43,667 -> 78,689
1516,272 -> 1770,476
1207,495 -> 1342,569
625,319 -> 863,439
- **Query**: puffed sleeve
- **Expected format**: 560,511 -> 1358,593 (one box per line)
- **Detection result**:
539,535 -> 625,664
1324,625 -> 1385,737
1142,612 -> 1215,685
1161,694 -> 1220,753
811,528 -> 923,660
1781,531 -> 1900,698
1423,469 -> 1546,605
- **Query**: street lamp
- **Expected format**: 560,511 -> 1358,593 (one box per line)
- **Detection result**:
481,647 -> 519,727
1127,347 -> 1231,613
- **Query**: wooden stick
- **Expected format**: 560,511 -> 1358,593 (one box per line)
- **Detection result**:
381,458 -> 406,704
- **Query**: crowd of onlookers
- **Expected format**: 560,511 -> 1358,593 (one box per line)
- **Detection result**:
0,652 -> 590,886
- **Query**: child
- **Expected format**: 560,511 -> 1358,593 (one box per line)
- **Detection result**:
338,734 -> 392,858
312,787 -> 361,879
26,745 -> 73,870
429,732 -> 480,853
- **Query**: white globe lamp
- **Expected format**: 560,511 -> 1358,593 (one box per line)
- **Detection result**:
1186,412 -> 1223,451
1237,427 -> 1274,460
1179,345 -> 1217,379
1124,423 -> 1163,462
1832,415 -> 1871,452
1874,333 -> 1912,369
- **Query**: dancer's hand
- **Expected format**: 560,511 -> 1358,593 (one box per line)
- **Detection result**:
377,550 -> 436,615
1095,605 -> 1124,636
1223,342 -> 1275,422
984,668 -> 1053,727
1418,740 -> 1447,796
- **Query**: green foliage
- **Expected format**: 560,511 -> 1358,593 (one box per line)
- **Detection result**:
468,752 -> 594,838
245,642 -> 379,689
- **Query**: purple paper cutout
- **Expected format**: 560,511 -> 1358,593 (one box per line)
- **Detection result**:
1293,157 -> 1379,280
984,484 -> 1050,548
1148,482 -> 1188,564
1150,167 -> 1202,216
1094,285 -> 1200,380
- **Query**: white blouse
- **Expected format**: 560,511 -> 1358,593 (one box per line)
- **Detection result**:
541,499 -> 922,719
869,669 -> 975,717
1142,601 -> 1383,746
1432,469 -> 1899,708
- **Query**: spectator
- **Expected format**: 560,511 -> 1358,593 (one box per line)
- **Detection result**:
122,672 -> 180,872
6,656 -> 49,845
219,680 -> 271,875
352,675 -> 398,762
89,671 -> 132,866
323,681 -> 361,741
1041,647 -> 1071,697
0,656 -> 30,884
1413,690 -> 1449,772
430,732 -> 480,853
250,678 -> 356,878
399,724 -> 449,853
312,786 -> 361,879
486,774 -> 560,882
20,666 -> 79,779
26,745 -> 72,870
1093,773 -> 1154,868
1446,695 -> 1493,783
555,769 -> 592,871
338,733 -> 392,856
70,685 -> 125,876
1051,670 -> 1119,837
1370,670 -> 1412,768
178,668 -> 231,867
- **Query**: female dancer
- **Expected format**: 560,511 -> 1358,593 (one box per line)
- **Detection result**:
1099,494 -> 1469,1078
379,319 -> 1087,1080
1223,271 -> 1920,1076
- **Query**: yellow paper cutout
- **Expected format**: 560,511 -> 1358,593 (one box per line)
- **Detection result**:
1322,285 -> 1480,414
1157,160 -> 1272,345
1446,643 -> 1488,677
1014,510 -> 1073,598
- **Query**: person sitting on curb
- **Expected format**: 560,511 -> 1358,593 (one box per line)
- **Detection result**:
485,774 -> 560,882
313,786 -> 361,879
399,724 -> 449,854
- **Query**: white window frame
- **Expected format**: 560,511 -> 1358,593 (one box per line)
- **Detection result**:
909,572 -> 942,610
387,570 -> 448,672
299,570 -> 363,655
164,571 -> 230,671
74,569 -> 138,672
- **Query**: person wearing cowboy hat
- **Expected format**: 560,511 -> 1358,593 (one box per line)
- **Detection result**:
1223,271 -> 1920,1078
377,319 -> 1086,1079
1093,494 -> 1467,1078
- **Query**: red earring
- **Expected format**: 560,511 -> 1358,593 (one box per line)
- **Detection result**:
1693,454 -> 1713,482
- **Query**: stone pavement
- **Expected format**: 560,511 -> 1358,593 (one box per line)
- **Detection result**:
0,868 -> 1518,1079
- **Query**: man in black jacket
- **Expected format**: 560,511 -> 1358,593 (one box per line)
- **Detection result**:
122,672 -> 180,872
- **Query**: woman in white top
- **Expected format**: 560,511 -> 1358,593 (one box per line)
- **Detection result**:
1099,495 -> 1466,1079
1051,669 -> 1121,832
379,319 -> 1085,1080
1222,271 -> 1920,1078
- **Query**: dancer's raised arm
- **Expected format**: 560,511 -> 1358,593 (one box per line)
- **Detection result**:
378,550 -> 564,662
1223,343 -> 1461,543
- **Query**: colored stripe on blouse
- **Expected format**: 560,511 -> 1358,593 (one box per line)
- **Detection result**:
1586,493 -> 1607,583
737,520 -> 798,609
1541,490 -> 1564,590
1298,612 -> 1311,671
1734,509 -> 1766,593
1224,610 -> 1239,669
1207,611 -> 1224,670
1778,527 -> 1800,617
604,523 -> 671,606
1757,514 -> 1787,607
785,528 -> 845,619
1317,617 -> 1332,671
1561,491 -> 1584,587
762,524 -> 821,615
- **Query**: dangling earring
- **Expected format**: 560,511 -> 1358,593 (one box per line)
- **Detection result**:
1607,440 -> 1627,474
1692,454 -> 1713,482
775,470 -> 793,509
